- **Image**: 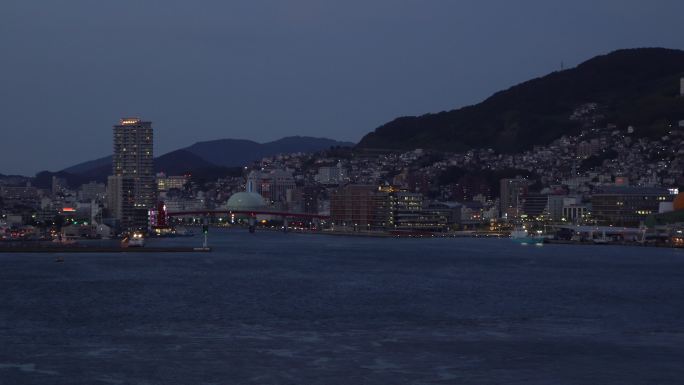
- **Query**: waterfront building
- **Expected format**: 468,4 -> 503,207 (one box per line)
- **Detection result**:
551,196 -> 589,223
330,185 -> 388,230
424,202 -> 462,229
591,187 -> 672,226
520,192 -> 549,220
645,193 -> 684,227
112,118 -> 155,209
562,203 -> 590,224
499,178 -> 529,219
331,185 -> 453,232
547,195 -> 567,222
106,175 -> 139,230
389,190 -> 423,230
109,117 -> 155,231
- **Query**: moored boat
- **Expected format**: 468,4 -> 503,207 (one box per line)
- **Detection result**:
510,225 -> 545,244
122,232 -> 145,247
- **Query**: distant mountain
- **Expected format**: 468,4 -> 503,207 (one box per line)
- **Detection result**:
33,170 -> 91,190
66,149 -> 225,177
0,173 -> 28,180
61,150 -> 215,178
36,150 -> 242,188
62,136 -> 353,174
358,48 -> 684,152
62,155 -> 112,174
154,149 -> 243,181
183,136 -> 355,167
155,150 -> 216,174
52,136 -> 352,186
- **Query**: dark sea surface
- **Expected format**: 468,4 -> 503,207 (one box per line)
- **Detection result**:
1,230 -> 683,384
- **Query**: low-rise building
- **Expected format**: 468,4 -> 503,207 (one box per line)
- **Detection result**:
592,187 -> 672,226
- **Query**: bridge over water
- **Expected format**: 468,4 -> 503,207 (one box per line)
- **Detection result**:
165,210 -> 330,232
166,210 -> 329,220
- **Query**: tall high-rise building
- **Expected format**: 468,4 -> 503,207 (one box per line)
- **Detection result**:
112,118 -> 155,209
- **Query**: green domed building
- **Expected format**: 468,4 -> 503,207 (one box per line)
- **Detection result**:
225,192 -> 267,212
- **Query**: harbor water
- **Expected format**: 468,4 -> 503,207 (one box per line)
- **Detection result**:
1,230 -> 683,384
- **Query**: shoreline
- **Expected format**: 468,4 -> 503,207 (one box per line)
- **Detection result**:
0,246 -> 210,253
252,228 -> 684,248
2,228 -> 680,252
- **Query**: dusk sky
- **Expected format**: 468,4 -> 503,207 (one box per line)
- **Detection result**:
2,0 -> 684,175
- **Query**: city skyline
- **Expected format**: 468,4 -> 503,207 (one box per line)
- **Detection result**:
4,3 -> 684,383
2,1 -> 684,174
